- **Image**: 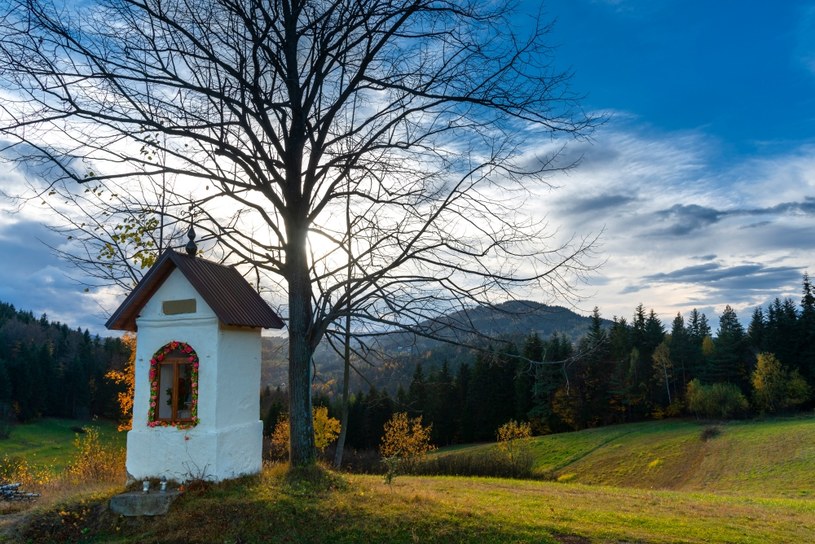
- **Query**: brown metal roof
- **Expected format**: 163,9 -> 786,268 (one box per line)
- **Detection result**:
106,249 -> 284,332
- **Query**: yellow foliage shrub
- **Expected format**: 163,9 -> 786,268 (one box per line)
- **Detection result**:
270,407 -> 341,460
0,455 -> 53,488
105,332 -> 136,431
379,412 -> 434,478
65,427 -> 125,484
312,406 -> 341,452
495,419 -> 533,478
496,419 -> 531,444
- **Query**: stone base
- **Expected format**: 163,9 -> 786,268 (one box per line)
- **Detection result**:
109,490 -> 182,517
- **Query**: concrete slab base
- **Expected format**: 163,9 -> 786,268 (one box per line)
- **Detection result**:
109,490 -> 182,517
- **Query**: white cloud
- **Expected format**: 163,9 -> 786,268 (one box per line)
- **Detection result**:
0,217 -> 116,334
528,119 -> 815,324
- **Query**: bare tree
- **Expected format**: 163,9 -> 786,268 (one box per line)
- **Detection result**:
0,0 -> 598,465
36,177 -> 187,290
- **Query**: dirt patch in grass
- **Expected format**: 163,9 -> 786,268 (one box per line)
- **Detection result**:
0,510 -> 32,543
552,533 -> 592,544
700,425 -> 722,441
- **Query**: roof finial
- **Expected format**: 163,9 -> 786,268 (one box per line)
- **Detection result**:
185,223 -> 197,257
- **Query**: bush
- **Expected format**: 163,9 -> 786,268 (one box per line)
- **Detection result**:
0,406 -> 12,440
686,379 -> 749,419
269,407 -> 341,461
651,400 -> 684,420
0,455 -> 54,488
751,352 -> 812,414
335,447 -> 383,474
0,422 -> 10,440
65,427 -> 125,484
495,420 -> 533,478
379,412 -> 434,482
269,413 -> 290,461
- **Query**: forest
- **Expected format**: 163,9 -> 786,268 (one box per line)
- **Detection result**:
0,303 -> 130,428
285,273 -> 815,452
3,273 -> 815,452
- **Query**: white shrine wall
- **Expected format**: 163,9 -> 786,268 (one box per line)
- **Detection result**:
126,269 -> 263,482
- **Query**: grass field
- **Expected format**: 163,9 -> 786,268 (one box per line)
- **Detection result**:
1,416 -> 814,543
529,416 -> 815,498
0,418 -> 124,472
6,466 -> 813,543
434,415 -> 815,498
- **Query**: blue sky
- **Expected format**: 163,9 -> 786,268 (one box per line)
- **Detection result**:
1,0 -> 814,334
545,0 -> 815,153
528,0 -> 815,325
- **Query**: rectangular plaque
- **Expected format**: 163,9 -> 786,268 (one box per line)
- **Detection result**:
162,299 -> 197,315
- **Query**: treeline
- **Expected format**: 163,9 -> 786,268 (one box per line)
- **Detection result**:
0,302 -> 130,423
321,274 -> 815,451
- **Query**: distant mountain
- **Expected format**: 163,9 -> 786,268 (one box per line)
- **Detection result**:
261,300 -> 609,393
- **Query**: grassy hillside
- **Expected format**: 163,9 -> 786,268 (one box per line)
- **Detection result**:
2,417 -> 815,543
6,467 -> 815,544
445,416 -> 815,499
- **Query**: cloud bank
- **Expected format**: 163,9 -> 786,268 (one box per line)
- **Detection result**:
536,118 -> 815,324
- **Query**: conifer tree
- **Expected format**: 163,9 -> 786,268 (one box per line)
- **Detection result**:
709,305 -> 749,390
765,298 -> 798,367
668,313 -> 692,387
407,364 -> 427,418
686,308 -> 711,381
607,317 -> 635,421
455,362 -> 473,443
748,307 -> 767,353
799,273 -> 815,388
428,361 -> 456,446
554,308 -> 609,429
527,332 -> 570,432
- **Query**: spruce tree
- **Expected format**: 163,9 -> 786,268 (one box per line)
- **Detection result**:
607,317 -> 634,422
709,305 -> 749,390
668,313 -> 691,388
407,363 -> 427,418
799,273 -> 815,388
528,333 -> 571,433
748,307 -> 767,353
428,361 -> 456,446
685,308 -> 710,381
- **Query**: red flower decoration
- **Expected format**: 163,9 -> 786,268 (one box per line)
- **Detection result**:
147,341 -> 200,430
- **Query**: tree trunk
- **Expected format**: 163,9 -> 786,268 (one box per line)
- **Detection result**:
333,310 -> 352,468
287,225 -> 316,466
334,189 -> 353,469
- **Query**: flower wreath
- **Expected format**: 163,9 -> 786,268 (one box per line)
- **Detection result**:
147,341 -> 200,429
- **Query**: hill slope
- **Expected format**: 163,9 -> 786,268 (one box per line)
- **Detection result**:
451,417 -> 815,498
4,418 -> 815,543
7,467 -> 814,544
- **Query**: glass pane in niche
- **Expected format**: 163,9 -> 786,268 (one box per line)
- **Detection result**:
177,363 -> 193,419
158,364 -> 174,419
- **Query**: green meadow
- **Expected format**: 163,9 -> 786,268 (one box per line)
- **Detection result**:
0,418 -> 123,473
524,417 -> 815,498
